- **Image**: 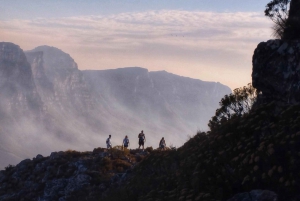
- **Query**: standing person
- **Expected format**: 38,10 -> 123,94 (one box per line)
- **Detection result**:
159,137 -> 166,151
123,135 -> 130,149
106,135 -> 112,149
138,130 -> 146,150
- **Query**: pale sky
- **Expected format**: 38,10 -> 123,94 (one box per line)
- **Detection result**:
0,0 -> 273,89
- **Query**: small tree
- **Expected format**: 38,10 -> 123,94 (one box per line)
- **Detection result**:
265,0 -> 290,38
265,0 -> 300,40
284,0 -> 300,39
208,83 -> 258,131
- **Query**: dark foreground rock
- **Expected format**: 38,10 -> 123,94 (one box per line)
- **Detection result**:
252,39 -> 300,104
227,190 -> 277,201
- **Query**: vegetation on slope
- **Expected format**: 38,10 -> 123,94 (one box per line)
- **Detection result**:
102,84 -> 300,201
1,83 -> 300,201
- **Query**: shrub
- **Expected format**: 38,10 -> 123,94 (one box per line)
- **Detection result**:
113,159 -> 132,170
145,146 -> 153,153
110,147 -> 126,159
5,164 -> 15,172
208,83 -> 258,131
65,149 -> 81,158
265,0 -> 290,38
101,157 -> 112,172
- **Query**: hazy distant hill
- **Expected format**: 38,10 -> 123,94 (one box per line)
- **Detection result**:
0,43 -> 231,169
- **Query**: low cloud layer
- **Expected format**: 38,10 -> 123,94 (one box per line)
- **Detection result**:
0,10 -> 272,89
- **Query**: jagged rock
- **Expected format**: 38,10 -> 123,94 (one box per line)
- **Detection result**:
252,39 -> 300,104
226,190 -> 277,201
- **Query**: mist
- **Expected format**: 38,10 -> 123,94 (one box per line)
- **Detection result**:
0,43 -> 231,170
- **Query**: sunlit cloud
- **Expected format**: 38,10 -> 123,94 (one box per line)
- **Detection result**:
0,10 -> 272,89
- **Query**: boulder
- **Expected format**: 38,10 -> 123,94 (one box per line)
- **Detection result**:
252,39 -> 300,104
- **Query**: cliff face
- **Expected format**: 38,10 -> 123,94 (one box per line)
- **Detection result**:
0,42 -> 42,116
25,46 -> 94,114
252,39 -> 300,104
0,42 -> 44,170
25,51 -> 54,103
84,68 -> 231,133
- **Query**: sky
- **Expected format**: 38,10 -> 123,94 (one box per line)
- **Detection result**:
0,0 -> 273,89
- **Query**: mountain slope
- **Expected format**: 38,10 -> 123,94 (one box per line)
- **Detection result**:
83,68 -> 231,139
24,45 -> 231,149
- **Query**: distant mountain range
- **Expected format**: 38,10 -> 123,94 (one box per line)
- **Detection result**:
0,42 -> 231,169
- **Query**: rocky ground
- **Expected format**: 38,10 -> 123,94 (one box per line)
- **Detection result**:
0,147 -> 150,201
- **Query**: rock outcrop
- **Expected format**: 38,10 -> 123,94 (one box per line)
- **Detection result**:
252,39 -> 300,104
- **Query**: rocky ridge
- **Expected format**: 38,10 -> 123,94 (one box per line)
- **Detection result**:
0,148 -> 149,201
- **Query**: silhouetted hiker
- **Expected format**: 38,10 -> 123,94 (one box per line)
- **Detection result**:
123,135 -> 130,149
159,137 -> 166,150
106,135 -> 112,149
138,130 -> 146,150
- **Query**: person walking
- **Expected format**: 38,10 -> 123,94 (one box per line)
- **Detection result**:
123,135 -> 130,149
159,137 -> 166,151
106,135 -> 112,149
138,130 -> 146,150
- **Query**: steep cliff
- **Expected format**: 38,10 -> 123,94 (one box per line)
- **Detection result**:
0,42 -> 43,170
25,46 -> 94,114
25,51 -> 54,103
0,42 -> 42,117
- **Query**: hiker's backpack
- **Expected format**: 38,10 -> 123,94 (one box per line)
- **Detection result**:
124,138 -> 129,146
